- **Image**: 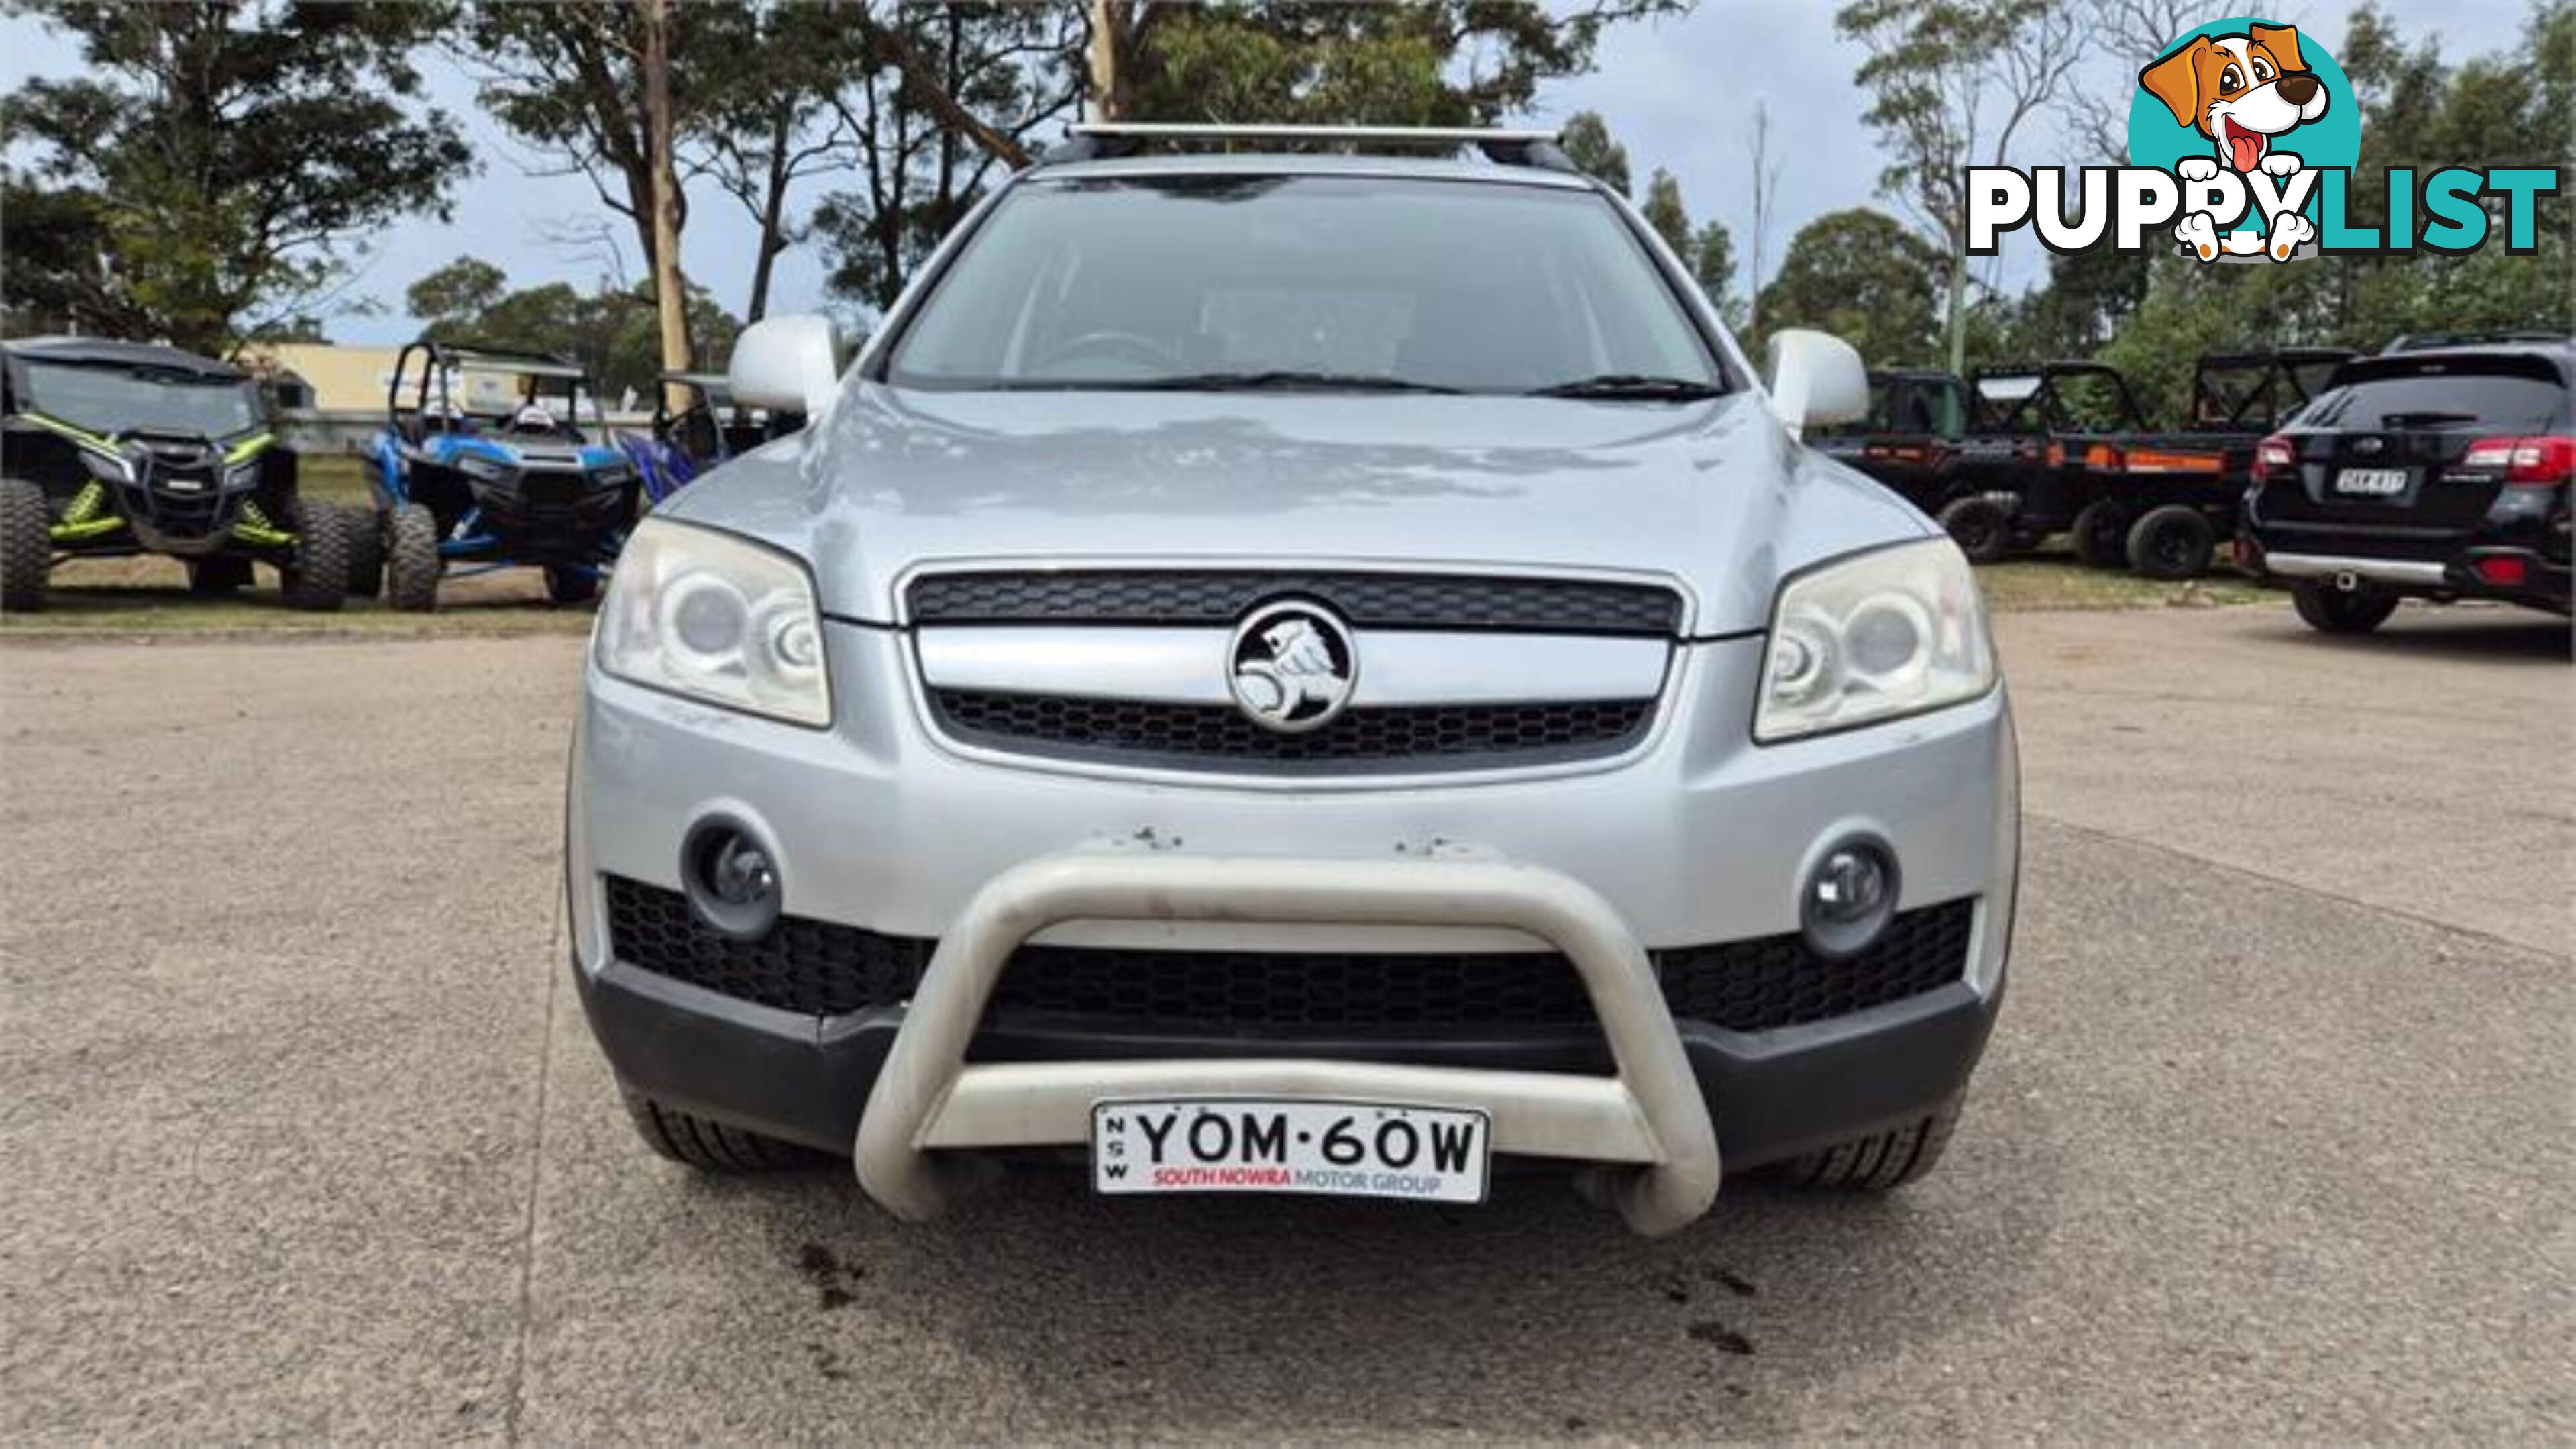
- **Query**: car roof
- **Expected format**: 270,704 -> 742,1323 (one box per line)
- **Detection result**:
1,335 -> 245,380
1018,151 -> 1599,192
2339,343 -> 2573,387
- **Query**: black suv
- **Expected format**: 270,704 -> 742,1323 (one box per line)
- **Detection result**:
2241,336 -> 2573,633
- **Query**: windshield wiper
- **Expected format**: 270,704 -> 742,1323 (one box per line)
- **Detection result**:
1527,373 -> 1723,400
1105,370 -> 1462,394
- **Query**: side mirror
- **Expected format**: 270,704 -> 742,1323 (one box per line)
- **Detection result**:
727,313 -> 839,417
1765,329 -> 1870,441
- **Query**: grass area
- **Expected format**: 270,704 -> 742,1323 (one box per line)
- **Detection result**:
297,452 -> 374,507
1973,556 -> 2271,612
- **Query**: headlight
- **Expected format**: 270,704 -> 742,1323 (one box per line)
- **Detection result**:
80,449 -> 136,484
458,454 -> 512,482
594,519 -> 830,727
223,460 -> 262,490
1754,537 -> 1994,743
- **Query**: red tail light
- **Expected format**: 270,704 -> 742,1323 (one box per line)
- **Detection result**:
2462,435 -> 2575,486
2044,441 -> 2064,467
2253,433 -> 2297,484
2473,555 -> 2530,587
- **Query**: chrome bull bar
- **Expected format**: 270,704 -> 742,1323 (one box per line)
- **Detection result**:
853,849 -> 1723,1236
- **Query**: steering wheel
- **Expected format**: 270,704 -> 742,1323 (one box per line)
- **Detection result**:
1030,330 -> 1179,376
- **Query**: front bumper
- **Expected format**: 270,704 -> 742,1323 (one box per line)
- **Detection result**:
568,621 -> 2018,1233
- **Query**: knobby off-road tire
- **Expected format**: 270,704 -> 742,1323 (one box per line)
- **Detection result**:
343,505 -> 386,600
2292,580 -> 2400,634
187,555 -> 255,594
1766,1094 -> 1964,1191
1937,494 -> 2015,565
383,503 -> 440,612
621,1089 -> 817,1171
0,476 -> 51,612
545,565 -> 598,605
276,498 -> 351,612
2125,504 -> 2215,580
2069,499 -> 2130,569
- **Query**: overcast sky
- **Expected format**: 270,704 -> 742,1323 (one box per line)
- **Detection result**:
0,2 -> 2540,346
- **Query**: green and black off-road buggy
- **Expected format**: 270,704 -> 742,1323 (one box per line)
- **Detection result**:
0,337 -> 353,612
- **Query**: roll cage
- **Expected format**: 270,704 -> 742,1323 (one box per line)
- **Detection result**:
386,340 -> 600,446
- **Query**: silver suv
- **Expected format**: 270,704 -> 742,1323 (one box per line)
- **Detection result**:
567,125 -> 2017,1236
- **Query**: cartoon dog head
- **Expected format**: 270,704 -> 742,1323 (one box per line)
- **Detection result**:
2140,23 -> 2329,172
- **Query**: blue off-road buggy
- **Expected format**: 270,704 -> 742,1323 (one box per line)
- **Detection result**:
614,370 -> 800,505
361,341 -> 641,610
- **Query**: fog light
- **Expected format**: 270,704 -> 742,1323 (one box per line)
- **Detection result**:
682,817 -> 782,940
1802,836 -> 1900,961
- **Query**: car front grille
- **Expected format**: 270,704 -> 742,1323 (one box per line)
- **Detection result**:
927,689 -> 1654,773
602,875 -> 1976,1035
905,570 -> 1684,636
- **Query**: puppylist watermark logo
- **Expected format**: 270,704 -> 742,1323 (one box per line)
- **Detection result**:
1967,15 -> 2559,264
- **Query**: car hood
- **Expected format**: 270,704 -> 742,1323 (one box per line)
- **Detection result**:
662,385 -> 1931,635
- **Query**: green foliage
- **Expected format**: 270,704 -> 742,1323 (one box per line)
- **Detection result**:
2094,3 -> 2574,424
1558,119 -> 1738,323
1,0 -> 472,352
404,257 -> 741,402
812,2 -> 1682,317
1640,168 -> 1692,256
1756,207 -> 1945,368
813,4 -> 1081,313
1122,2 -> 1681,126
1688,223 -> 1739,323
1833,0 -> 2080,373
1559,110 -> 1632,196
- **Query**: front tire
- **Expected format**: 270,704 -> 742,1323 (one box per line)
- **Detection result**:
276,499 -> 350,612
1937,495 -> 2015,564
1766,1093 -> 1964,1191
1,477 -> 53,612
621,1089 -> 816,1171
383,503 -> 440,612
2292,580 -> 2400,634
2125,504 -> 2215,580
2070,499 -> 2130,568
343,505 -> 386,600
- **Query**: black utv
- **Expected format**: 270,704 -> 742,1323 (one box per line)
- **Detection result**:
0,337 -> 352,612
1809,369 -> 1969,511
1933,361 -> 2149,564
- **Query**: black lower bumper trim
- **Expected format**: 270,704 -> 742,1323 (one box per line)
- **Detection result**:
574,954 -> 2004,1172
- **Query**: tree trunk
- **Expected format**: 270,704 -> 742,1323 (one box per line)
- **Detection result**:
641,0 -> 692,408
1945,248 -> 1968,376
1085,1 -> 1124,121
745,107 -> 791,323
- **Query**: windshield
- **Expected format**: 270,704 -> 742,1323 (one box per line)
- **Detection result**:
19,361 -> 262,438
886,174 -> 1721,395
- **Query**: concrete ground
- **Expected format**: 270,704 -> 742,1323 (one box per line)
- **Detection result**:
0,602 -> 2566,1440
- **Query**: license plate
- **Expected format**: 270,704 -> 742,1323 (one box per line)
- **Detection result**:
1091,1098 -> 1489,1204
2334,467 -> 2409,496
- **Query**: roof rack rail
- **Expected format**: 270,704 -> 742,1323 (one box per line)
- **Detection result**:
1038,122 -> 1577,173
2380,328 -> 2574,353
